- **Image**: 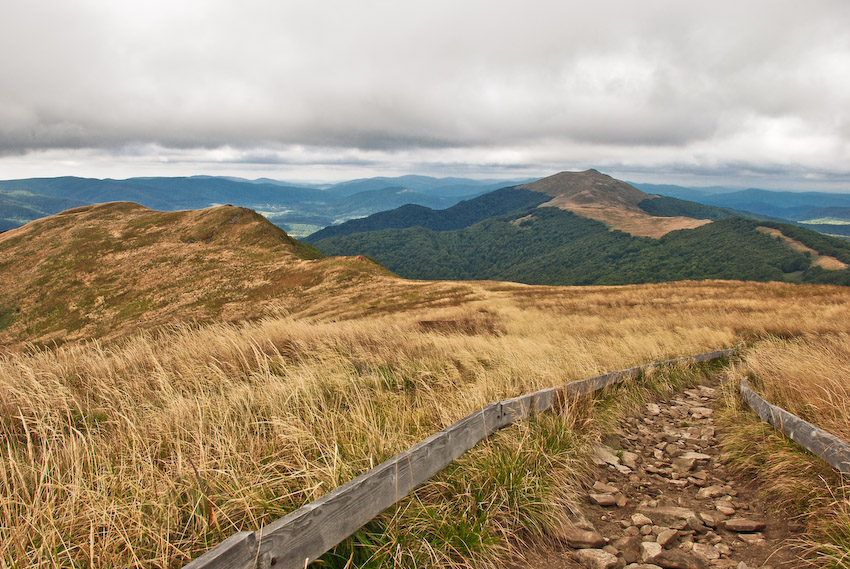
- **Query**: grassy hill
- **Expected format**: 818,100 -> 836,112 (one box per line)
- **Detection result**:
0,202 -> 398,347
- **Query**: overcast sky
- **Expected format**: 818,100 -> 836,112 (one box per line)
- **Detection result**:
1,0 -> 849,189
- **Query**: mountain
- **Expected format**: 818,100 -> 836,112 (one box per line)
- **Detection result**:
309,170 -> 735,242
308,186 -> 551,241
699,188 -> 850,220
323,175 -> 531,198
0,202 -> 392,347
632,182 -> 850,237
310,170 -> 850,286
517,170 -> 713,238
629,183 -> 742,201
0,189 -> 89,231
0,175 -> 521,237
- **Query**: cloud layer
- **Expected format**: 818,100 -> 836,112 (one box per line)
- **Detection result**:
1,0 -> 849,187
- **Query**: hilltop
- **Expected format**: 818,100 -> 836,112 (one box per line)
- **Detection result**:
0,202 -> 397,347
310,171 -> 850,286
519,169 -> 711,238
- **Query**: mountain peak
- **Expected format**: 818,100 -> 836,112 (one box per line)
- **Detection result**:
519,169 -> 710,238
519,169 -> 649,206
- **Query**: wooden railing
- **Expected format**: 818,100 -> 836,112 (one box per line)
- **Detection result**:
739,378 -> 850,475
183,348 -> 735,569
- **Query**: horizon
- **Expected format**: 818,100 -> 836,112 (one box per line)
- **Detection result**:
1,168 -> 849,194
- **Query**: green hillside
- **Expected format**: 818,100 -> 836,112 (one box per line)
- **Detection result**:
307,187 -> 549,241
636,196 -> 739,220
0,190 -> 89,231
313,207 -> 850,286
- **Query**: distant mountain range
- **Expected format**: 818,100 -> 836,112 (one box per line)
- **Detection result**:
309,170 -> 850,286
3,173 -> 850,241
0,175 -> 527,236
632,183 -> 850,236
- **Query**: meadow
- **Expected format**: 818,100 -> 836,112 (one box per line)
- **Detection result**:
1,279 -> 849,567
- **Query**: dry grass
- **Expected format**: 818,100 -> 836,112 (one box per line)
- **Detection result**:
733,334 -> 850,439
544,200 -> 711,238
1,280 -> 850,567
718,334 -> 850,566
757,226 -> 848,270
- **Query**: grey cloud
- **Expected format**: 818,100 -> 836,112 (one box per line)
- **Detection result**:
0,0 -> 848,187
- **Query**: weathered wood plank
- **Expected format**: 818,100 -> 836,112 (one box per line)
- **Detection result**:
532,387 -> 559,413
500,393 -> 536,425
254,402 -> 502,569
739,379 -> 850,475
566,367 -> 639,397
181,532 -> 257,569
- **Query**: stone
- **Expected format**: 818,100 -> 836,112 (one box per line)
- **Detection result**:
656,529 -> 678,548
594,480 -> 621,494
574,548 -> 620,569
691,543 -> 719,560
722,518 -> 766,533
696,485 -> 725,499
679,451 -> 712,461
641,542 -> 663,562
559,525 -> 607,549
625,565 -> 664,569
686,517 -> 707,533
639,506 -> 697,525
647,403 -> 661,416
590,493 -> 619,506
613,536 -> 643,564
622,451 -> 640,470
736,532 -> 765,545
698,511 -> 725,528
632,513 -> 654,527
672,457 -> 696,472
594,445 -> 622,467
689,407 -> 713,417
652,548 -> 709,569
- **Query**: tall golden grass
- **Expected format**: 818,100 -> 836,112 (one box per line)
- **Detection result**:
734,334 -> 850,440
719,333 -> 850,567
1,280 -> 850,567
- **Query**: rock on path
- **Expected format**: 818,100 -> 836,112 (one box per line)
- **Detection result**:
512,383 -> 805,569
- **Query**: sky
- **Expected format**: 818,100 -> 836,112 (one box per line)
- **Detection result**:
1,0 -> 849,190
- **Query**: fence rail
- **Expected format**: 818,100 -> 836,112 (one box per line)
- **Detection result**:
184,348 -> 735,569
739,378 -> 850,475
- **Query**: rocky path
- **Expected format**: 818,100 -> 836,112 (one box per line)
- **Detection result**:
519,382 -> 805,569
